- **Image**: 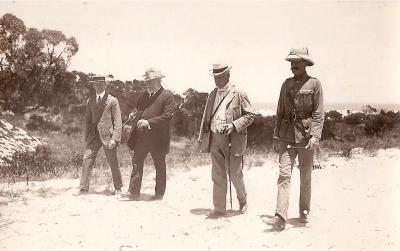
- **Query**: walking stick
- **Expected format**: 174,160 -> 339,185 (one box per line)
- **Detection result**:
227,134 -> 233,210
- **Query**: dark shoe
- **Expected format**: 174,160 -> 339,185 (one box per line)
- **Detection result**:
268,215 -> 286,230
299,213 -> 309,223
74,189 -> 88,196
128,193 -> 140,201
239,200 -> 247,213
151,194 -> 164,200
206,210 -> 226,219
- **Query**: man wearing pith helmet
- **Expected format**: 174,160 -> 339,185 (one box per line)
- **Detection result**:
268,48 -> 324,229
126,68 -> 175,201
198,64 -> 255,219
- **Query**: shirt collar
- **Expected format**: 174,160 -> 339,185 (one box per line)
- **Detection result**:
97,90 -> 106,99
148,86 -> 162,96
217,82 -> 231,92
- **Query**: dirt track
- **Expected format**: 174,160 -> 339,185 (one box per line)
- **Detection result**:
1,149 -> 399,250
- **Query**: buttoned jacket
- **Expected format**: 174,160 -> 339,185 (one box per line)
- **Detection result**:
84,93 -> 122,147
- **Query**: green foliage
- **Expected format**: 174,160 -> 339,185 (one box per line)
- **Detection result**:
172,88 -> 207,137
1,145 -> 55,181
25,114 -> 61,131
344,112 -> 366,125
325,110 -> 342,121
0,13 -> 79,114
321,119 -> 336,140
247,114 -> 275,147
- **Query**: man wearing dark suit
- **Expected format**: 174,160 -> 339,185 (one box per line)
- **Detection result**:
198,64 -> 255,218
127,68 -> 175,200
78,75 -> 123,195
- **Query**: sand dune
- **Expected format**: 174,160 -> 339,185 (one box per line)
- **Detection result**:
1,149 -> 399,250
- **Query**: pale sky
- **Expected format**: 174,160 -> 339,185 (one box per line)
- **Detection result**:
1,1 -> 400,104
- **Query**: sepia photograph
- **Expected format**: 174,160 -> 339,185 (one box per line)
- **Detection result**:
0,0 -> 399,250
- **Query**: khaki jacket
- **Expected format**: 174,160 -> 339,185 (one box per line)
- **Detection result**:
273,77 -> 324,144
198,84 -> 255,156
85,93 -> 122,147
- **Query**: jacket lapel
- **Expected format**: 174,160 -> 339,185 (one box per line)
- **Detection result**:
208,88 -> 217,119
224,85 -> 236,109
93,93 -> 108,125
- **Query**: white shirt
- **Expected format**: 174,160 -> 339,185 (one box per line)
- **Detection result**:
210,82 -> 232,133
96,90 -> 105,103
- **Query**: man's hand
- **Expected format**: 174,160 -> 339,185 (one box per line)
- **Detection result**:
128,112 -> 136,120
306,137 -> 320,150
137,119 -> 150,129
108,139 -> 117,149
272,138 -> 280,153
225,123 -> 235,135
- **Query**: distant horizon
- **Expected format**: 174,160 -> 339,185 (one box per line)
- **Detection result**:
252,102 -> 400,113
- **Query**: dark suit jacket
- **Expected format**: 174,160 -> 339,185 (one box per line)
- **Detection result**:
127,87 -> 175,154
85,93 -> 122,147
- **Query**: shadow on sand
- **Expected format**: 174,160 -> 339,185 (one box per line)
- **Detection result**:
118,193 -> 158,202
260,214 -> 308,233
190,208 -> 243,219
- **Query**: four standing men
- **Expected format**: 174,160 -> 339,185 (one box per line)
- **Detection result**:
78,48 -> 323,228
198,64 -> 255,218
270,47 -> 324,229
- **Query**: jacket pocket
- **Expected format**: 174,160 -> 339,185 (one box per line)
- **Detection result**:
298,89 -> 314,110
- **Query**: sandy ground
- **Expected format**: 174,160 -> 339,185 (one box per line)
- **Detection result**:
1,149 -> 399,251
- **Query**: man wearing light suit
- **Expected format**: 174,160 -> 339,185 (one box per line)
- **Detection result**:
198,64 -> 255,218
78,75 -> 123,195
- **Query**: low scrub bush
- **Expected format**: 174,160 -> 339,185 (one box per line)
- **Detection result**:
1,145 -> 55,181
26,114 -> 61,132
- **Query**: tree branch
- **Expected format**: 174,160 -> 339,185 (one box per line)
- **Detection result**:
22,104 -> 40,114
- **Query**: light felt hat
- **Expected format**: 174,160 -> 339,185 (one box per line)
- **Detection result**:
209,64 -> 232,76
143,67 -> 165,82
285,47 -> 314,66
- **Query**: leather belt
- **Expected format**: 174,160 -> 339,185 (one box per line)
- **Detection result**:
284,111 -> 312,121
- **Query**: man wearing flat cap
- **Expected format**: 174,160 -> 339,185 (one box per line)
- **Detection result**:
77,75 -> 123,195
198,64 -> 255,218
268,48 -> 324,229
126,68 -> 175,200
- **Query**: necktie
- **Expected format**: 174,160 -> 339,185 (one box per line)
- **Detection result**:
96,96 -> 101,105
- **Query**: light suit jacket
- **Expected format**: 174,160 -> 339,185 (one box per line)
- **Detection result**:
198,84 -> 255,156
84,93 -> 122,147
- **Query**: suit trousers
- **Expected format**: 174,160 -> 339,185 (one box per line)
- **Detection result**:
79,138 -> 122,190
128,147 -> 166,196
210,132 -> 247,213
275,140 -> 314,221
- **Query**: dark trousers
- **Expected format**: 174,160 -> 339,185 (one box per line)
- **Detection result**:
79,139 -> 122,191
128,147 -> 166,196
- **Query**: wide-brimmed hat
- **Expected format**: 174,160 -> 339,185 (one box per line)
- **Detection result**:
143,67 -> 165,82
89,75 -> 106,83
209,64 -> 232,76
285,47 -> 314,66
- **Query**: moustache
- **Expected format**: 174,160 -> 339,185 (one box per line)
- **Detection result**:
291,67 -> 299,71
